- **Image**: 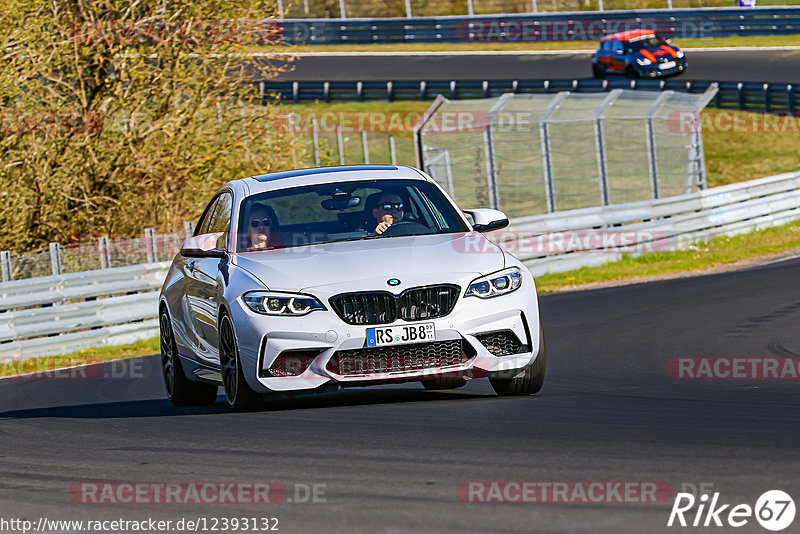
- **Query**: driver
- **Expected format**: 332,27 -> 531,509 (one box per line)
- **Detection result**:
370,192 -> 405,235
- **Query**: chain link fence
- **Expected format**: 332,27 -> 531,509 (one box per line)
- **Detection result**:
417,87 -> 718,218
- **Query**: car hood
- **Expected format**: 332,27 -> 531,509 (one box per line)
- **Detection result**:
637,45 -> 680,62
233,232 -> 506,292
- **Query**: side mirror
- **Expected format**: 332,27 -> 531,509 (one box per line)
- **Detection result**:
181,232 -> 227,258
463,209 -> 509,233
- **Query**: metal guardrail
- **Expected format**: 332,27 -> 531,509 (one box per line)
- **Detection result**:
265,79 -> 798,115
503,170 -> 800,276
278,7 -> 800,44
2,169 -> 798,360
0,263 -> 169,361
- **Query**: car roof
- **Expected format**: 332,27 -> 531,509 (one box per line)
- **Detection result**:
238,165 -> 431,194
601,29 -> 657,43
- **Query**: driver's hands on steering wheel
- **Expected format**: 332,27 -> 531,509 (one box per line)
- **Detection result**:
375,214 -> 396,235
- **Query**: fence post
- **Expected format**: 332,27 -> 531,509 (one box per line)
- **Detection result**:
444,150 -> 455,199
467,0 -> 474,15
483,125 -> 500,210
337,125 -> 345,165
645,90 -> 672,200
598,0 -> 604,11
531,0 -> 538,13
145,228 -> 158,263
389,135 -> 397,165
184,221 -> 195,238
594,117 -> 610,206
1,250 -> 11,282
404,0 -> 412,18
49,242 -> 62,276
99,236 -> 111,269
339,0 -> 346,18
312,118 -> 321,166
361,130 -> 369,164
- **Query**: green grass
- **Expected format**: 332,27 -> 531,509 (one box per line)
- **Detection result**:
255,35 -> 800,54
0,337 -> 160,378
536,219 -> 800,292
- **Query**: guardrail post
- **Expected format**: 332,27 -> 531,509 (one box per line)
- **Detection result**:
259,81 -> 266,106
99,236 -> 111,269
312,118 -> 321,166
49,242 -> 62,276
336,125 -> 345,165
1,250 -> 11,282
292,81 -> 299,103
789,85 -> 796,116
737,83 -> 745,110
483,124 -> 500,210
419,81 -> 427,100
356,81 -> 363,102
184,221 -> 195,238
386,81 -> 393,102
763,83 -> 771,113
361,130 -> 369,164
145,228 -> 158,263
389,135 -> 397,165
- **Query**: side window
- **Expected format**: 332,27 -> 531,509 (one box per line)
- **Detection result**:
196,197 -> 219,235
208,192 -> 233,248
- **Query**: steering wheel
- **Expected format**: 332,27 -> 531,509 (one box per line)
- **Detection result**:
379,220 -> 433,237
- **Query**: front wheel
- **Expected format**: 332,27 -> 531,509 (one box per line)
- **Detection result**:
625,66 -> 639,79
220,314 -> 263,411
592,63 -> 605,78
160,309 -> 218,406
490,324 -> 546,396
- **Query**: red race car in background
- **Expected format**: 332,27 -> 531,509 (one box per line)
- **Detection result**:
592,29 -> 687,79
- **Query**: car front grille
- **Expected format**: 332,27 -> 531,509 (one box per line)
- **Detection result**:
330,284 -> 459,325
474,330 -> 529,356
326,339 -> 471,377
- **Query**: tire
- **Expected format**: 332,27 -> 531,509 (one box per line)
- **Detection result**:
421,378 -> 467,390
592,63 -> 605,79
489,324 -> 546,397
160,308 -> 218,407
219,313 -> 263,411
625,66 -> 638,79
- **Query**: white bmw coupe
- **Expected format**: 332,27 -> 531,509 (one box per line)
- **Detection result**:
159,165 -> 545,410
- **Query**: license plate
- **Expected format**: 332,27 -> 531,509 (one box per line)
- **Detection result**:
659,61 -> 676,70
366,323 -> 435,347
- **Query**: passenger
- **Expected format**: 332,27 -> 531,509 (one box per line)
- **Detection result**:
245,204 -> 279,250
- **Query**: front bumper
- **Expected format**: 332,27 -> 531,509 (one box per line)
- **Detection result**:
228,271 -> 542,394
639,59 -> 687,78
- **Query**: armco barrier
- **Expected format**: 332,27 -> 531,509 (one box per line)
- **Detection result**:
278,7 -> 800,44
1,170 -> 799,360
264,79 -> 798,115
0,262 -> 170,360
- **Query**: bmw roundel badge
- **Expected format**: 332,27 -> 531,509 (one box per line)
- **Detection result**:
387,278 -> 401,286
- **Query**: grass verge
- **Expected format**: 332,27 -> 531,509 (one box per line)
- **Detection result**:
535,219 -> 800,293
0,337 -> 160,378
257,35 -> 800,54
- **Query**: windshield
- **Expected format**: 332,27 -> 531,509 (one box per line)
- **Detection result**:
236,179 -> 470,252
626,38 -> 667,52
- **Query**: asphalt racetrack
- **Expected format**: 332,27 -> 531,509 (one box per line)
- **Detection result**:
2,257 -> 800,533
277,49 -> 800,83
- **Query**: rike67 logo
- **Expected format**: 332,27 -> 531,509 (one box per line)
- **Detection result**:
668,490 -> 795,531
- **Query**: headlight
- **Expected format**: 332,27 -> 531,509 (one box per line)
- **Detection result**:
636,57 -> 652,66
242,291 -> 325,316
465,268 -> 523,299
676,50 -> 684,58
